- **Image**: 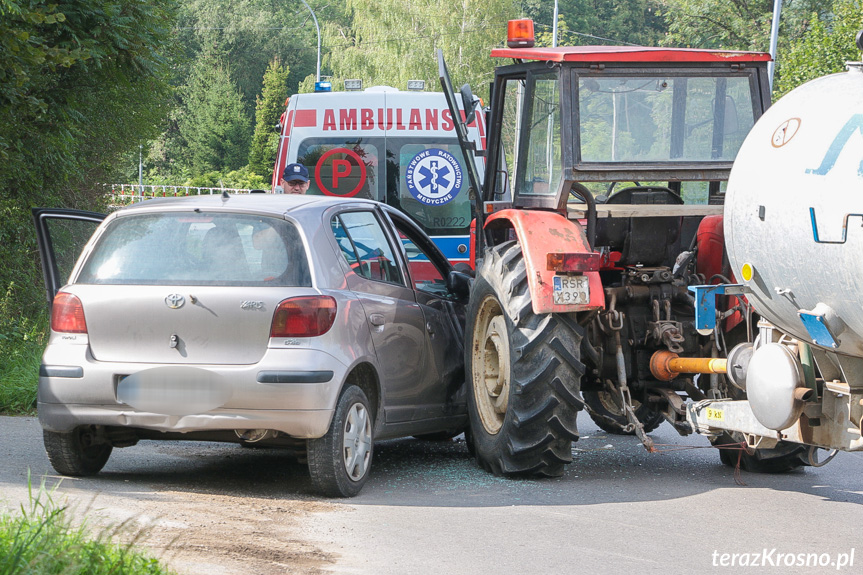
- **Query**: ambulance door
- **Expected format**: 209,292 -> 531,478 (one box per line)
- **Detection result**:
272,95 -> 299,191
289,92 -> 386,201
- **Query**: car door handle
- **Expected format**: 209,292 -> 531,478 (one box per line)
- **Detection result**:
368,313 -> 385,327
426,322 -> 435,336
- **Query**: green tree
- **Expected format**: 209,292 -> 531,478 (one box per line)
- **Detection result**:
656,0 -> 832,51
0,0 -> 177,196
305,0 -> 519,100
775,0 -> 863,95
248,57 -> 291,177
0,0 -> 177,322
176,0 -> 318,115
144,0 -> 321,182
525,0 -> 667,47
178,53 -> 252,174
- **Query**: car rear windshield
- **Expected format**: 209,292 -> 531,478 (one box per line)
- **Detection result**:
77,212 -> 312,286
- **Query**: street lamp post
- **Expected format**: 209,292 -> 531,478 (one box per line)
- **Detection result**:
552,0 -> 559,48
768,0 -> 783,91
138,144 -> 143,196
298,0 -> 321,83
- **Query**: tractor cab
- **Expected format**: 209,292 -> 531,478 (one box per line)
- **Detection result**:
442,25 -> 771,263
485,44 -> 771,211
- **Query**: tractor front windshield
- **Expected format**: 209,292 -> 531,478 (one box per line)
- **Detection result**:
577,74 -> 755,164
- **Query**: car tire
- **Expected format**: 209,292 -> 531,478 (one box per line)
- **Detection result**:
465,241 -> 585,477
43,427 -> 112,476
308,385 -> 374,497
582,389 -> 664,435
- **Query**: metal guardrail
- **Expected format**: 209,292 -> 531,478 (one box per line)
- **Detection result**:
107,184 -> 258,204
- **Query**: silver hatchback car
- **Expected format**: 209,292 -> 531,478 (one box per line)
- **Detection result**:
33,194 -> 470,497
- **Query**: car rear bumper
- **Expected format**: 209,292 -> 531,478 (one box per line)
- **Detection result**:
38,402 -> 334,438
38,345 -> 355,438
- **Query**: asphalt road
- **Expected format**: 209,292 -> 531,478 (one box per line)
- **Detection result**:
1,415 -> 861,574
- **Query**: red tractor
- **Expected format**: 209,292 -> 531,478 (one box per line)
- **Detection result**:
439,20 -> 809,476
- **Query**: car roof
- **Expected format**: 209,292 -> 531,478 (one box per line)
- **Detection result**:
115,193 -> 381,218
490,45 -> 772,64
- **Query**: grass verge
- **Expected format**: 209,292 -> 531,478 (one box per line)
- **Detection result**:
0,478 -> 177,575
0,290 -> 45,415
0,338 -> 43,415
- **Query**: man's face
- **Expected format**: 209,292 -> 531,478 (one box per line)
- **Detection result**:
281,178 -> 310,194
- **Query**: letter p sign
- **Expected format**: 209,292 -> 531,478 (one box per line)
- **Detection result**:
315,147 -> 368,198
332,159 -> 352,187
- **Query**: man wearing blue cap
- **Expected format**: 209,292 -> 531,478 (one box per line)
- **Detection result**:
279,163 -> 310,194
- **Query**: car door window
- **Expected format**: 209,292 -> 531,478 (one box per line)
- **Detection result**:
384,215 -> 456,298
396,230 -> 449,295
32,209 -> 105,301
331,211 -> 405,286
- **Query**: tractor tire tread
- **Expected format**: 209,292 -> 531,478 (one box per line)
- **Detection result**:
466,242 -> 585,478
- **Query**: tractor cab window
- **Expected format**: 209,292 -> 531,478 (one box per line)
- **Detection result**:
519,72 -> 562,197
577,74 -> 756,163
496,76 -> 527,200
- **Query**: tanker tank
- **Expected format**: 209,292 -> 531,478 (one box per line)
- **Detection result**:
724,55 -> 863,360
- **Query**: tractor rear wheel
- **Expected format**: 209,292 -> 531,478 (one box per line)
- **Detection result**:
713,431 -> 807,473
465,241 -> 585,477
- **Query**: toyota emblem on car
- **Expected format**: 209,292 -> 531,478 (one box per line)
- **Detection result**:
165,294 -> 185,309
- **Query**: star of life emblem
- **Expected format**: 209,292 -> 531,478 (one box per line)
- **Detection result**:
405,148 -> 463,206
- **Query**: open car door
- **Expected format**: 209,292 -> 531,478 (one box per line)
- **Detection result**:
32,208 -> 105,308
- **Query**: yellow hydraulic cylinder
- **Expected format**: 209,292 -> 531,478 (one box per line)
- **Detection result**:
650,350 -> 728,382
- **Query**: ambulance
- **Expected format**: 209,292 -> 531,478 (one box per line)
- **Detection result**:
272,81 -> 489,268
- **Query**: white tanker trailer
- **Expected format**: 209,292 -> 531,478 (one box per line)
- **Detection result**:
684,35 -> 863,461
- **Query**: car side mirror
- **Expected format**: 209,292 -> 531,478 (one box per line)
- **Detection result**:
447,270 -> 472,299
460,83 -> 477,126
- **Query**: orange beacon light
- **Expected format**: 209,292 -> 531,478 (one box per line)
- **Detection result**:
507,19 -> 535,48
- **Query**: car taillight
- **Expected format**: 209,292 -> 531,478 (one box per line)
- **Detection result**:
51,292 -> 88,334
270,296 -> 337,338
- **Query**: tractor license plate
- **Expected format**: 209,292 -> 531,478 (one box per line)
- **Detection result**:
552,275 -> 589,305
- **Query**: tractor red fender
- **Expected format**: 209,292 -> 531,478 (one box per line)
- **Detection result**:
485,209 -> 605,314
